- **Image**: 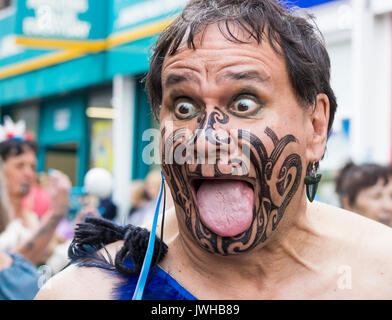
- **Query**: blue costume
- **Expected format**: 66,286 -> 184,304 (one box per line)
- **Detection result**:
68,216 -> 197,300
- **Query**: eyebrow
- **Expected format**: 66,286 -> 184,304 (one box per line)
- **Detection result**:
163,70 -> 269,89
164,73 -> 198,88
220,71 -> 269,83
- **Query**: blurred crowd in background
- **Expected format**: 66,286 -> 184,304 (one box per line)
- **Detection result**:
0,125 -> 177,299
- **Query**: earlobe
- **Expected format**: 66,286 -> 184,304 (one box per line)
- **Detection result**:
306,93 -> 330,162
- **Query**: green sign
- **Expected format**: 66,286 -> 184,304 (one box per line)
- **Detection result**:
0,0 -> 189,105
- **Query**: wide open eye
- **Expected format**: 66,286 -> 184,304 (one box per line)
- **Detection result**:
174,99 -> 199,120
230,96 -> 261,117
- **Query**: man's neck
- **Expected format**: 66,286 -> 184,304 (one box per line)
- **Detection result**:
164,200 -> 325,298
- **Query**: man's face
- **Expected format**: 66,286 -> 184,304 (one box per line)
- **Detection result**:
159,24 -> 312,255
3,149 -> 37,198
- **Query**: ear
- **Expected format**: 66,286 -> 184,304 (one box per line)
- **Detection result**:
305,93 -> 330,163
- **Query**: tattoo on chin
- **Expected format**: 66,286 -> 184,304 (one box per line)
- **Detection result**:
161,108 -> 302,255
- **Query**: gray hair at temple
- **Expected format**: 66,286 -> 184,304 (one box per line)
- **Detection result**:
145,0 -> 337,136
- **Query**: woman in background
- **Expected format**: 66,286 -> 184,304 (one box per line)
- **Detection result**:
335,161 -> 392,227
0,118 -> 72,266
0,159 -> 39,300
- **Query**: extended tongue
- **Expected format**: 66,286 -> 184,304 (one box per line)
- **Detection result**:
196,180 -> 254,237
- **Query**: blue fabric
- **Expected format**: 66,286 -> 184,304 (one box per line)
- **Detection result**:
113,259 -> 197,300
0,252 -> 39,300
70,244 -> 197,300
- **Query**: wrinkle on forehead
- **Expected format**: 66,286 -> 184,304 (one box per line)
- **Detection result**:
161,24 -> 283,88
171,18 -> 275,54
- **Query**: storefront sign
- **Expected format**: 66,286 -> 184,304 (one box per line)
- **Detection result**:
15,0 -> 107,40
22,0 -> 91,39
0,35 -> 23,59
111,0 -> 188,34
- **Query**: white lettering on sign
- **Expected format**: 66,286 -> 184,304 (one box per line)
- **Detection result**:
115,0 -> 189,29
0,35 -> 23,58
22,0 -> 91,39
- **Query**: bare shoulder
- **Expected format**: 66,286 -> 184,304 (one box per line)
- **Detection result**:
313,201 -> 392,251
312,201 -> 392,297
34,241 -> 124,300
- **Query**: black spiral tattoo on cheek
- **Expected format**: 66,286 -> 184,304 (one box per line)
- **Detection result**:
161,109 -> 302,255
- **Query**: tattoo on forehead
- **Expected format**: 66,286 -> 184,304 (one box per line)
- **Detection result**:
161,108 -> 302,255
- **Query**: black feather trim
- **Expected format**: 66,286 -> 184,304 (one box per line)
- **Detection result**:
68,216 -> 168,277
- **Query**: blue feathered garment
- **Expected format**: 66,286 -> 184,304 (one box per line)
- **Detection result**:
69,243 -> 197,300
114,259 -> 197,300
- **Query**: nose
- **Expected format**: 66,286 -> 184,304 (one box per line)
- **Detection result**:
194,107 -> 231,161
197,106 -> 231,143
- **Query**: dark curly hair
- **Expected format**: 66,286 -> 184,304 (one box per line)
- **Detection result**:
145,0 -> 337,137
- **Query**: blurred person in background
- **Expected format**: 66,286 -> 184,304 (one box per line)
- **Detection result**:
145,169 -> 162,201
145,169 -> 174,212
22,173 -> 51,219
81,167 -> 117,221
98,197 -> 117,221
335,161 -> 392,227
128,170 -> 174,226
127,170 -> 160,226
127,179 -> 150,225
0,116 -> 72,266
0,159 -> 39,300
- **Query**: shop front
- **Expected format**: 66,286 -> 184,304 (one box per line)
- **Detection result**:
0,0 -> 188,218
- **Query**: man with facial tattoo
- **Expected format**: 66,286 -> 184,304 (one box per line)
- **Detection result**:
36,0 -> 392,300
